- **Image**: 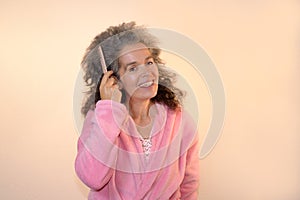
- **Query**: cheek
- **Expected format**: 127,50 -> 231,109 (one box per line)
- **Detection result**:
120,75 -> 137,90
152,63 -> 159,73
155,67 -> 159,76
153,66 -> 159,79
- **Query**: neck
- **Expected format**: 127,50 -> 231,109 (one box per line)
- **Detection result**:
126,98 -> 152,126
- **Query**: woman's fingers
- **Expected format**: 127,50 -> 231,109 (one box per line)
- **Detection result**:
100,71 -> 114,88
107,76 -> 117,86
99,71 -> 122,102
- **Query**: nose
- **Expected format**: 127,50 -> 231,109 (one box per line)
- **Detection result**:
139,64 -> 152,77
140,63 -> 154,72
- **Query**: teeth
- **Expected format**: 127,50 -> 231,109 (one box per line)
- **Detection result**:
139,81 -> 153,87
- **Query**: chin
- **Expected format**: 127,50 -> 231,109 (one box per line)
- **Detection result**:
132,87 -> 158,100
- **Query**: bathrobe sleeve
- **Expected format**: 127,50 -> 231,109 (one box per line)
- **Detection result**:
180,111 -> 201,199
75,100 -> 128,191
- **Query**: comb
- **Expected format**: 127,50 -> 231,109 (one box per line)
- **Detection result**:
98,45 -> 107,73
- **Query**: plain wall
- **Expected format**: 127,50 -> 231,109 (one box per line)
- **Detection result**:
0,0 -> 299,199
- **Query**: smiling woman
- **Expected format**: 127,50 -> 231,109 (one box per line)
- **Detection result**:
75,21 -> 200,199
118,43 -> 159,104
81,22 -> 185,116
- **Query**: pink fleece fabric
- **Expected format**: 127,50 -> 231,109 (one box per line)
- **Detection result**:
75,100 -> 200,199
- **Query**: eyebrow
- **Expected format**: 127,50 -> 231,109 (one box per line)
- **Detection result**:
125,61 -> 137,68
145,55 -> 154,61
124,56 -> 154,68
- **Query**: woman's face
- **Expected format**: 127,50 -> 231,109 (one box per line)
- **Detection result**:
118,43 -> 159,102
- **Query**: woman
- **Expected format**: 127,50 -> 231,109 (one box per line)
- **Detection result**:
75,22 -> 200,199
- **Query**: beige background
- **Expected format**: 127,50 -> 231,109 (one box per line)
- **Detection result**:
1,0 -> 299,199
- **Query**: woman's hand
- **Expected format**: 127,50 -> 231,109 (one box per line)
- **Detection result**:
99,71 -> 122,102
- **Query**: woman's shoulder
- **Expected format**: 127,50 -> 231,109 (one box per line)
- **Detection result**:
159,103 -> 194,121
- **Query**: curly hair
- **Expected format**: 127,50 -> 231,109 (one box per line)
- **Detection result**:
80,21 -> 185,116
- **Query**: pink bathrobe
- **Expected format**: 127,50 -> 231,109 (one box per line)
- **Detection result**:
75,100 -> 200,199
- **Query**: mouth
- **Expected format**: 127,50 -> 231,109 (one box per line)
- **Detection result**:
138,80 -> 155,88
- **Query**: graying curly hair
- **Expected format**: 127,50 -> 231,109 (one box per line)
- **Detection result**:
81,21 -> 184,116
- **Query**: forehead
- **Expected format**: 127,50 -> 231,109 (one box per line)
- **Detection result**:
119,43 -> 149,55
118,43 -> 151,62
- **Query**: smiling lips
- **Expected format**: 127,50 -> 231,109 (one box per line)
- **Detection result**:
138,80 -> 155,88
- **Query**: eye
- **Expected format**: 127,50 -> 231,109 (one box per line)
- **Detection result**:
128,65 -> 137,72
147,61 -> 154,65
146,58 -> 155,66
